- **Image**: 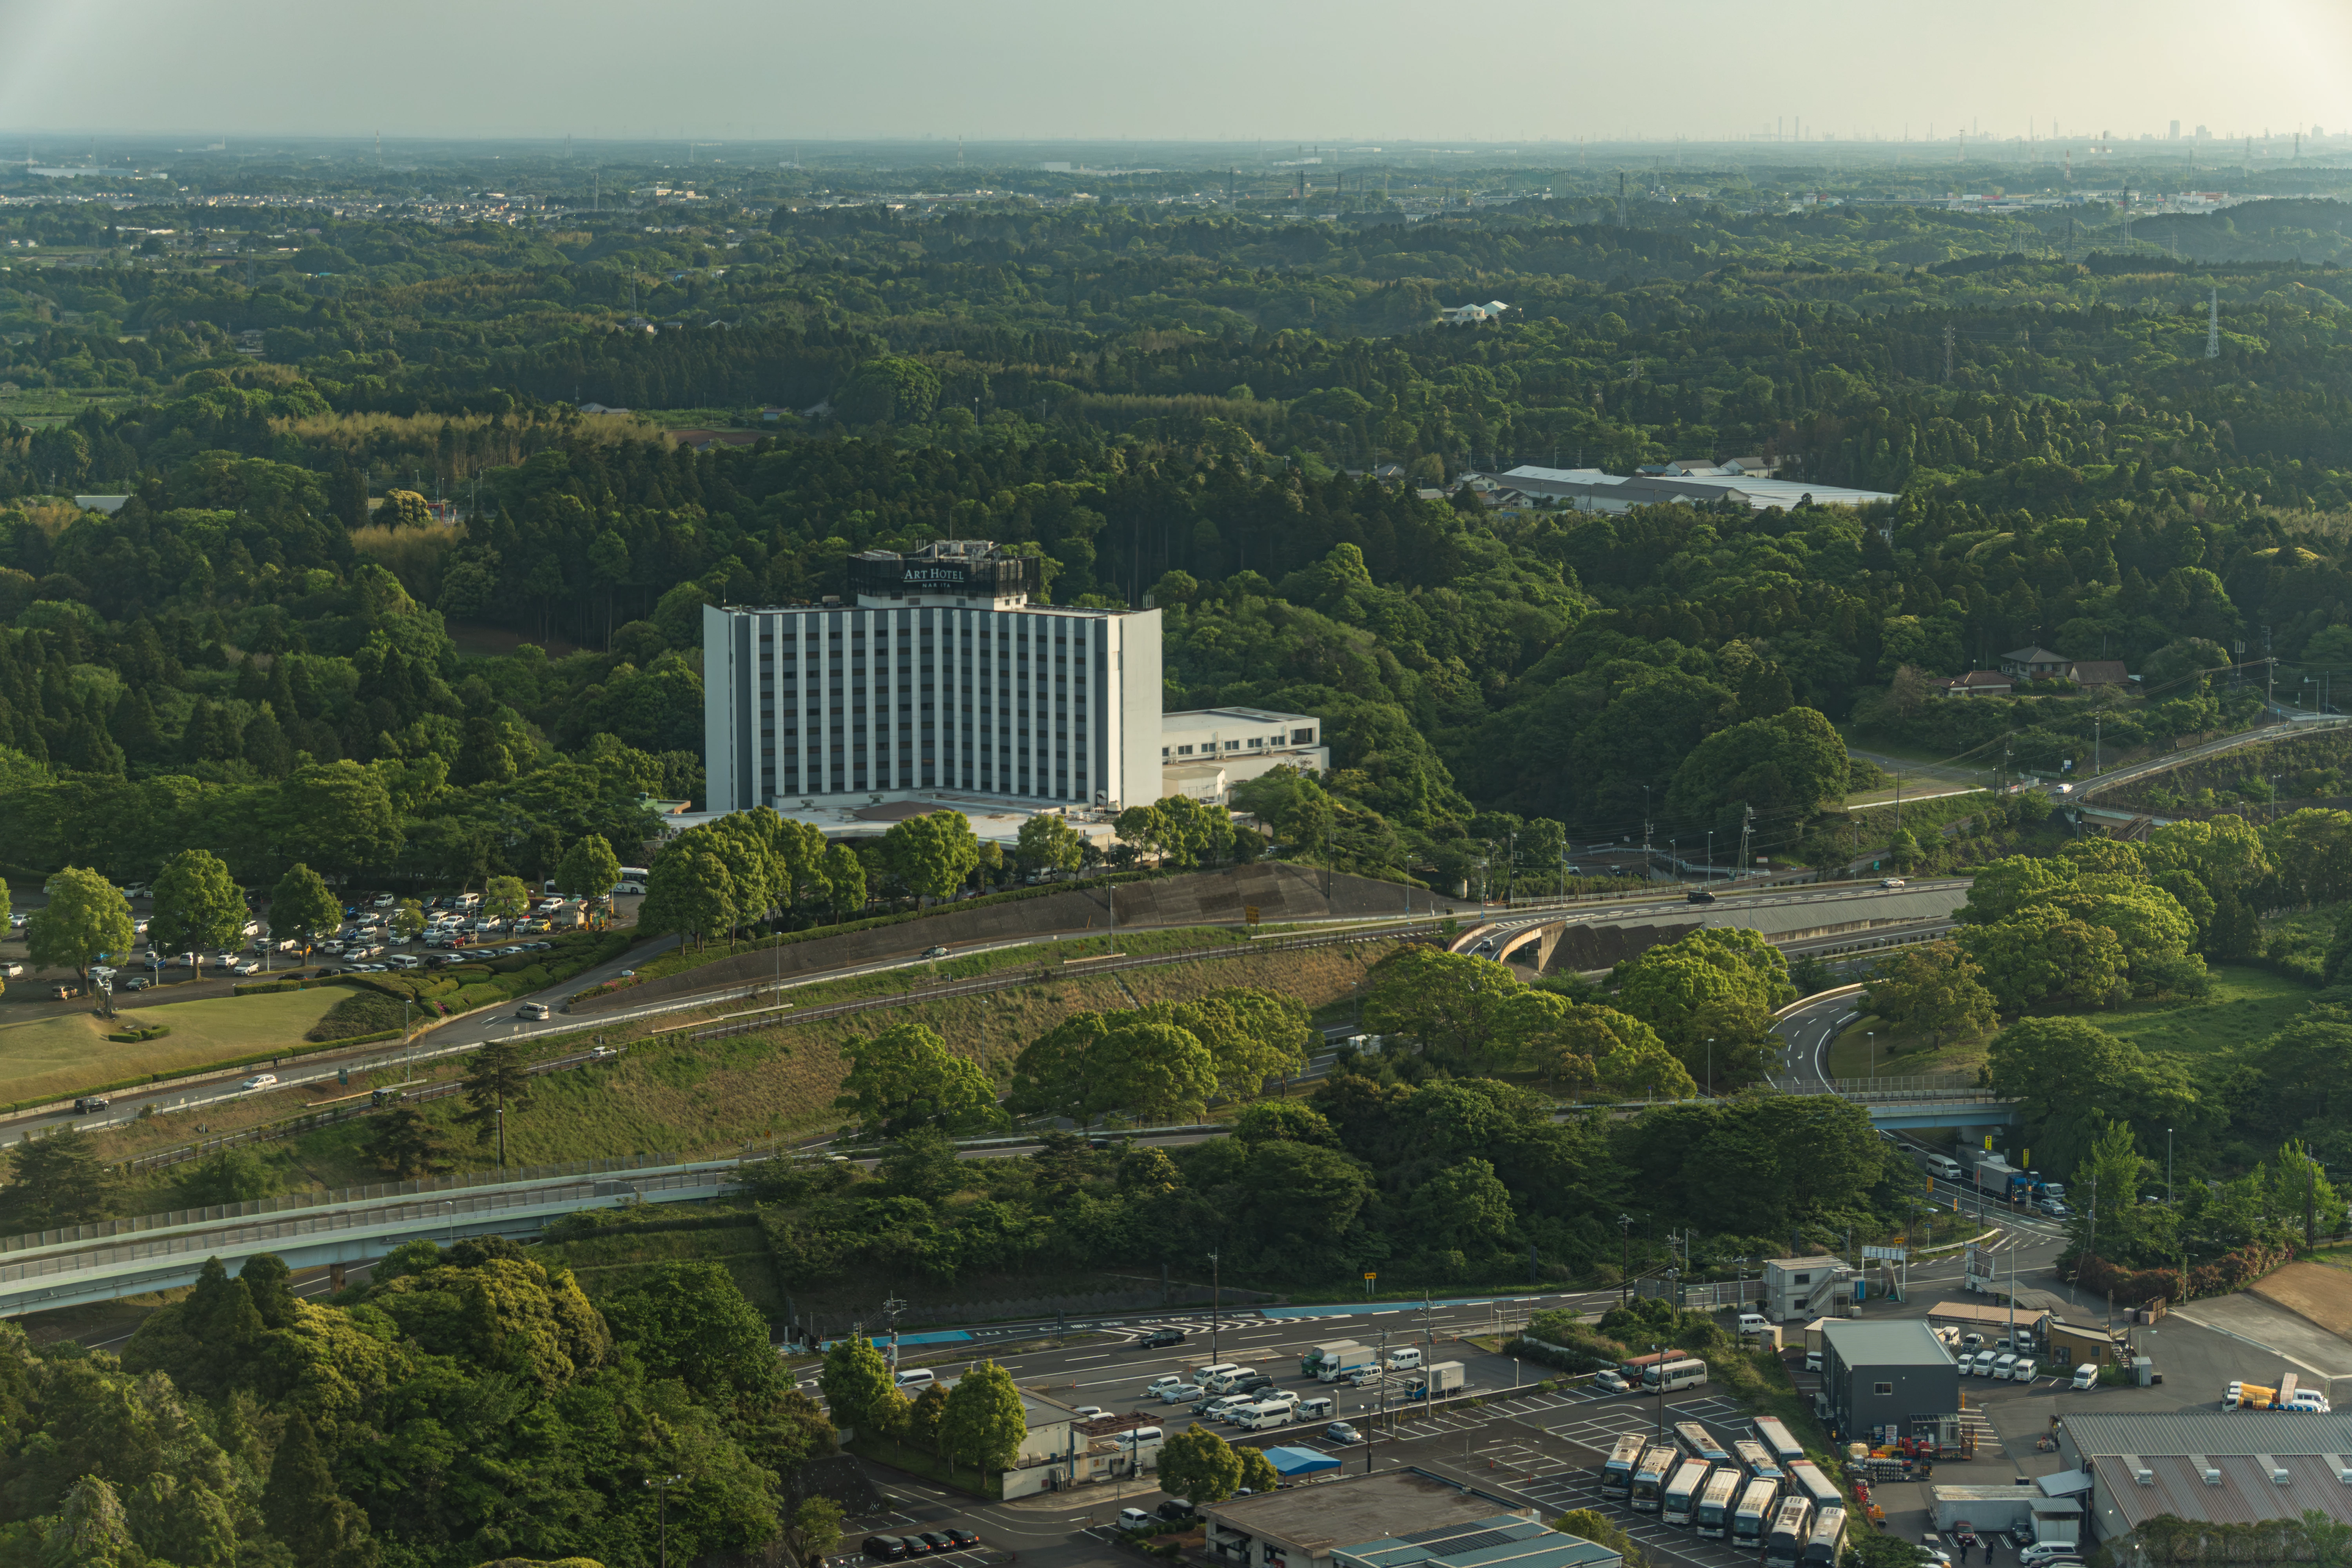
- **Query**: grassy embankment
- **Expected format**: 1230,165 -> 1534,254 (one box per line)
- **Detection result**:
1826,963 -> 2310,1085
80,936 -> 1403,1200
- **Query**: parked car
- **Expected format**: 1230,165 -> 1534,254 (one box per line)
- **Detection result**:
1136,1327 -> 1187,1349
2071,1363 -> 2099,1390
233,961 -> 261,976
241,1074 -> 278,1091
942,1527 -> 979,1547
1160,1383 -> 1204,1404
1154,1501 -> 1194,1524
516,1002 -> 552,1020
1593,1368 -> 1632,1393
122,976 -> 151,990
1326,1421 -> 1361,1445
861,1536 -> 909,1562
1116,1508 -> 1156,1531
587,1045 -> 621,1061
2018,1545 -> 2084,1568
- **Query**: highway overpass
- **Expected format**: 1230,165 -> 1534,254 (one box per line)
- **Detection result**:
0,1155 -> 740,1318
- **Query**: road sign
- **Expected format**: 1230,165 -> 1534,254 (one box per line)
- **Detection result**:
1364,1272 -> 1377,1281
1862,1245 -> 1907,1262
1244,906 -> 1260,926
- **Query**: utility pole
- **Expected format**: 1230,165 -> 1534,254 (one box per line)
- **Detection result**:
1942,321 -> 1955,381
2166,1127 -> 2174,1206
1207,1250 -> 1221,1366
1739,804 -> 1755,879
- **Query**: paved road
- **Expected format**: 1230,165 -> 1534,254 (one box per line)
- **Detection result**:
1461,879 -> 1974,955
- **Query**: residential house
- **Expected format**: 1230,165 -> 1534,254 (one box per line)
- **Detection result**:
1929,671 -> 2016,699
2000,646 -> 2074,681
2070,660 -> 2131,690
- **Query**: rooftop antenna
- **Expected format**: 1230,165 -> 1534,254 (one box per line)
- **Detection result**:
2207,288 -> 2220,358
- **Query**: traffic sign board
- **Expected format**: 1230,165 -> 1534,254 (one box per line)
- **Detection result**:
1244,905 -> 1261,926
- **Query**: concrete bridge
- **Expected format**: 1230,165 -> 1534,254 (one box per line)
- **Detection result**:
1454,880 -> 1972,975
0,1157 -> 739,1318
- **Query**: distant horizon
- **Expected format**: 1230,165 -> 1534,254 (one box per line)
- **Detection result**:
4,0 -> 2350,146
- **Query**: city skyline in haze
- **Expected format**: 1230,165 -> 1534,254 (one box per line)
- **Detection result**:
3,0 -> 2350,150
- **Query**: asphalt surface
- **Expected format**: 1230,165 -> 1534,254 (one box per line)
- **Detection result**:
813,1206 -> 2095,1567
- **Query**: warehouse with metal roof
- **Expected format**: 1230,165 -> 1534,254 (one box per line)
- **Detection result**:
2053,1412 -> 2352,1543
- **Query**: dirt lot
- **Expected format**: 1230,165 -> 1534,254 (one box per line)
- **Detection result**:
2250,1259 -> 2352,1339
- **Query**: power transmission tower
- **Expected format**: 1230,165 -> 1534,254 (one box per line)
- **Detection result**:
1942,322 -> 1955,381
2207,288 -> 2220,358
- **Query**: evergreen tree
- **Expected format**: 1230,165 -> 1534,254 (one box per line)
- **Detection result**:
109,688 -> 166,763
262,1412 -> 377,1568
459,1039 -> 535,1167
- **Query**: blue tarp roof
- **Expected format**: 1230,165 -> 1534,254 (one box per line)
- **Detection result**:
1260,1445 -> 1342,1476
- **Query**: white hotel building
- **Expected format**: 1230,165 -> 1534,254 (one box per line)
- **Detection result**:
703,541 -> 1166,815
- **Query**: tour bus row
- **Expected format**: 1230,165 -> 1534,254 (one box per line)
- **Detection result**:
1600,1425 -> 1845,1564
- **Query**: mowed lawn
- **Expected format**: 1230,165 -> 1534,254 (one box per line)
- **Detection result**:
0,989 -> 346,1105
2098,964 -> 2317,1058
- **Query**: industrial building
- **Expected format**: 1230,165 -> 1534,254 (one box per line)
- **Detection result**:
702,539 -> 1162,815
1495,464 -> 1898,514
1818,1318 -> 1962,1443
1201,1468 -> 1622,1568
2051,1412 -> 2352,1544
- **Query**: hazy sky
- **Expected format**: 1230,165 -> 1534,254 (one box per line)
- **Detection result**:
5,0 -> 2352,147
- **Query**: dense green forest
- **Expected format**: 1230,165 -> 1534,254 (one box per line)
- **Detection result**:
14,173 -> 2352,868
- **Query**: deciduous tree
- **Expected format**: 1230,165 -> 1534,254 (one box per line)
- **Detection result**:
1158,1425 -> 1245,1503
269,861 -> 342,958
150,848 -> 247,971
24,865 -> 135,982
835,1022 -> 1004,1139
939,1359 -> 1027,1478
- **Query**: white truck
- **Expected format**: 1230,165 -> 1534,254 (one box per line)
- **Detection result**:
1300,1340 -> 1364,1379
1407,1361 -> 1467,1399
1319,1345 -> 1379,1383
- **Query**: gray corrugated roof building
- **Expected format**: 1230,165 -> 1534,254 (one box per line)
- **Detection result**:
2058,1411 -> 2352,1465
2088,1452 -> 2352,1535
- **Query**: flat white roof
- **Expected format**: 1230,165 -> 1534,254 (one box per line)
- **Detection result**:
1161,706 -> 1318,733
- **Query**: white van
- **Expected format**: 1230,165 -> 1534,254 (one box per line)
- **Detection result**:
1116,1425 -> 1165,1447
1388,1346 -> 1424,1371
1296,1395 -> 1335,1420
1194,1361 -> 1239,1387
1971,1351 -> 2000,1377
893,1367 -> 935,1392
1210,1367 -> 1259,1394
1239,1402 -> 1292,1431
1924,1153 -> 1966,1182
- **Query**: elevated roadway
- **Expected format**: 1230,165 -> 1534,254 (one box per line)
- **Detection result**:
0,1156 -> 738,1318
1452,878 -> 1972,973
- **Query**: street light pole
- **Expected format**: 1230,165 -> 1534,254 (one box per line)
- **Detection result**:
646,1473 -> 684,1568
1618,1213 -> 1633,1304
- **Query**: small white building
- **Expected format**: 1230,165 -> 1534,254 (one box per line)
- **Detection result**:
1159,707 -> 1329,804
1763,1256 -> 1853,1322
